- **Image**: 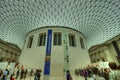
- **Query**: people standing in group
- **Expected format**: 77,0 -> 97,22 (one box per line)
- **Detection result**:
87,67 -> 92,77
37,69 -> 41,80
90,67 -> 105,80
15,68 -> 20,79
30,69 -> 34,76
102,68 -> 109,80
108,62 -> 120,80
83,68 -> 88,80
100,68 -> 104,77
24,69 -> 28,79
75,67 -> 92,78
34,70 -> 38,80
34,69 -> 41,80
29,69 -> 34,80
75,69 -> 79,76
20,69 -> 24,80
0,69 -> 3,80
10,74 -> 15,80
3,69 -> 8,80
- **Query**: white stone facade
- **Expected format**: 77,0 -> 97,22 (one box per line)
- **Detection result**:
89,35 -> 120,64
0,39 -> 21,62
19,27 -> 90,80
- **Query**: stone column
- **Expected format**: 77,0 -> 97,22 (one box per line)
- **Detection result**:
100,51 -> 104,61
5,50 -> 8,61
0,48 -> 2,54
104,49 -> 113,62
1,49 -> 5,57
0,48 -> 3,56
14,54 -> 17,62
17,55 -> 20,61
1,49 -> 7,61
12,53 -> 15,62
0,48 -> 3,61
96,52 -> 99,62
93,53 -> 96,62
98,51 -> 101,61
7,51 -> 11,59
10,52 -> 13,62
15,54 -> 18,62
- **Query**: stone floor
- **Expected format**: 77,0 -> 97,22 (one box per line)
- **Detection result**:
13,75 -> 91,80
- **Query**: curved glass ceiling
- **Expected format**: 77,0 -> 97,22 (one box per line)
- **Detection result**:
0,0 -> 120,49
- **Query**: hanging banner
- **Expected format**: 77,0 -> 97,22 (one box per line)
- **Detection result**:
63,31 -> 70,80
44,30 -> 52,76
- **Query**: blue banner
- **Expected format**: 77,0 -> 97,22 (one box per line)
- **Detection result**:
44,63 -> 50,74
46,30 -> 52,55
44,30 -> 52,75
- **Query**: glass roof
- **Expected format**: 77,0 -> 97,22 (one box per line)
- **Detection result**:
0,0 -> 120,49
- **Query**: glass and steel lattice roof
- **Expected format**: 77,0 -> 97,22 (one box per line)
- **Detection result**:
0,0 -> 120,49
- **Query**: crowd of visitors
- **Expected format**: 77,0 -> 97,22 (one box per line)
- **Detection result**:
0,66 -> 41,80
74,62 -> 120,80
0,69 -> 9,80
0,62 -> 120,80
